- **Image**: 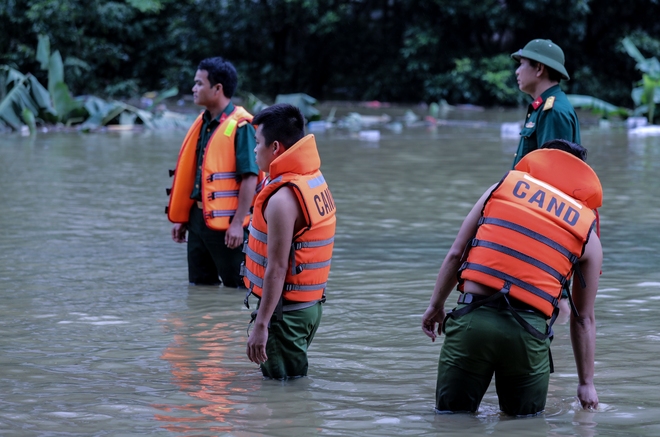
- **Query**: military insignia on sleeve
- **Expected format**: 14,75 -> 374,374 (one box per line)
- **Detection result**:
543,96 -> 556,111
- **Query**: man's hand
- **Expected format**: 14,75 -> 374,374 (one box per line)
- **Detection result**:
172,223 -> 187,243
577,382 -> 598,410
422,305 -> 446,342
246,323 -> 268,365
225,221 -> 244,249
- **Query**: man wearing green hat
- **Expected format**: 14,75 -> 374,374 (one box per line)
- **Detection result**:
511,39 -> 580,168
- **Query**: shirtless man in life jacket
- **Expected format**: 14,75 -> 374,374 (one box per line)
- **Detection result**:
422,139 -> 601,416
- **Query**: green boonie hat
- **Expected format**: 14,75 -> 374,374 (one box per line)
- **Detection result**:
511,39 -> 570,81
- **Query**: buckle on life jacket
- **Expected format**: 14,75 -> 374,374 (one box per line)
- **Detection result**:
243,286 -> 253,309
247,310 -> 258,336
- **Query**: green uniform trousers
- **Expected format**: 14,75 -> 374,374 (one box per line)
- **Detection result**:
186,204 -> 247,287
260,302 -> 322,380
436,304 -> 551,416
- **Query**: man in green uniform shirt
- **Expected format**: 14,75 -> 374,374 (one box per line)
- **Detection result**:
170,57 -> 259,287
511,39 -> 580,168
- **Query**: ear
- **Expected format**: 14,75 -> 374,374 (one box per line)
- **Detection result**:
272,140 -> 284,156
536,63 -> 546,78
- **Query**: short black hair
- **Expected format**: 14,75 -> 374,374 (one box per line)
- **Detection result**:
252,103 -> 305,149
528,60 -> 563,83
197,57 -> 237,98
540,139 -> 587,161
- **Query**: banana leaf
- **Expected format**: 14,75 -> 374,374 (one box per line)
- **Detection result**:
0,72 -> 41,129
48,51 -> 65,97
275,93 -> 320,121
150,86 -> 178,108
22,108 -> 36,135
52,81 -> 83,121
0,81 -> 28,129
80,96 -> 154,130
26,74 -> 56,120
80,96 -> 126,129
567,94 -> 630,118
150,110 -> 197,130
36,35 -> 50,70
240,92 -> 268,115
622,37 -> 647,66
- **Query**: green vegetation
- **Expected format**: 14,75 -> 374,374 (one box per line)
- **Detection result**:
2,0 -> 660,130
1,35 -> 185,132
622,37 -> 660,123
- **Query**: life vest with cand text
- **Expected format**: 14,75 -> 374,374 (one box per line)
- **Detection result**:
458,148 -> 603,318
242,134 -> 336,303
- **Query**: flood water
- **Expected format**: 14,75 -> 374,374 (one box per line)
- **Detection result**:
1,108 -> 660,436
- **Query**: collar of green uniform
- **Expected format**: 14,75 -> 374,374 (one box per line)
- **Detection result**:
539,84 -> 561,101
203,101 -> 235,123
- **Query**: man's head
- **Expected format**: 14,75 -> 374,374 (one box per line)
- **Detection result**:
540,139 -> 587,161
192,57 -> 237,109
198,57 -> 237,98
253,103 -> 305,172
511,39 -> 569,81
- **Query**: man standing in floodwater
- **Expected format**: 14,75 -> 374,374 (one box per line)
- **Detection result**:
511,39 -> 580,167
166,57 -> 259,287
422,140 -> 601,416
244,103 -> 336,379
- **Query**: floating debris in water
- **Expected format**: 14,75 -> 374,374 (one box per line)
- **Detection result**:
359,130 -> 380,141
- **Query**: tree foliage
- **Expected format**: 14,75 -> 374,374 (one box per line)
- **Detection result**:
2,0 -> 660,106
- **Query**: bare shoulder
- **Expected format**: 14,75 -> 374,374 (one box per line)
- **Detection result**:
582,230 -> 602,260
268,185 -> 298,211
265,186 -> 303,224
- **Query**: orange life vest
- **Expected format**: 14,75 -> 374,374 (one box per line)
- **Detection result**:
458,149 -> 603,318
166,105 -> 255,230
242,135 -> 336,303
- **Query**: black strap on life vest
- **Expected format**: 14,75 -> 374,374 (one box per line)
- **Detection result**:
443,283 -> 558,341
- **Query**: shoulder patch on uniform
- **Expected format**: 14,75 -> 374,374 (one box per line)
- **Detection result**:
543,96 -> 555,111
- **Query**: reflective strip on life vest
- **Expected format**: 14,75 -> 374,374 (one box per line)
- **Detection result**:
206,209 -> 236,218
293,237 -> 335,250
470,238 -> 566,284
243,267 -> 263,288
255,178 -> 267,194
294,259 -> 332,271
461,261 -> 558,306
284,282 -> 327,292
478,217 -> 578,263
248,224 -> 268,243
207,172 -> 237,182
209,190 -> 240,199
245,245 -> 267,267
243,264 -> 327,293
224,119 -> 238,136
289,237 -> 334,275
307,174 -> 326,188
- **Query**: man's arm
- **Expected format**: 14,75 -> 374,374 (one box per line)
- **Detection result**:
422,184 -> 496,341
225,174 -> 258,249
246,186 -> 304,365
570,229 -> 602,410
